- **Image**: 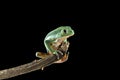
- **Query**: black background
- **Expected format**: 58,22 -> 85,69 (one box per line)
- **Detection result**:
0,8 -> 97,79
0,1 -> 116,80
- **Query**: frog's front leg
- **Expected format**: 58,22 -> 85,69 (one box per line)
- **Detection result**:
61,41 -> 70,53
55,41 -> 70,62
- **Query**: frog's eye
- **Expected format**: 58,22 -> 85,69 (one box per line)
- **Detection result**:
61,29 -> 67,35
63,29 -> 67,34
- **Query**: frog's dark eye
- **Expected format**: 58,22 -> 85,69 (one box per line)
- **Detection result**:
63,29 -> 67,34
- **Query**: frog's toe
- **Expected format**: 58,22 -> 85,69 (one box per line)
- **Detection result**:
57,50 -> 63,55
54,53 -> 69,63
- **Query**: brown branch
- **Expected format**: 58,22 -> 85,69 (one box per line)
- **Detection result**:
0,42 -> 69,80
0,53 -> 63,80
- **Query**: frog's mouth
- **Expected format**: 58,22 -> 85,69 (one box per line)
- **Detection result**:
61,35 -> 73,40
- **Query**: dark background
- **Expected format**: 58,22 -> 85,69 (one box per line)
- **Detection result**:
0,2 -> 115,79
0,9 -> 95,79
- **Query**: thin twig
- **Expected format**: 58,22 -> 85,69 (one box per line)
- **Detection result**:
0,53 -> 63,80
0,42 -> 69,80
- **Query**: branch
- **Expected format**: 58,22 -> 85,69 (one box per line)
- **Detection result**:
0,42 -> 69,80
0,53 -> 63,79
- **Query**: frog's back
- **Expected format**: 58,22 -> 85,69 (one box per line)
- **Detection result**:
44,28 -> 61,41
44,26 -> 71,41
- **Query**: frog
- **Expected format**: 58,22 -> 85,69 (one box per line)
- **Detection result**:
36,26 -> 74,63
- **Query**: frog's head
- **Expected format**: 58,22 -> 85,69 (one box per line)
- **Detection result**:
57,26 -> 75,38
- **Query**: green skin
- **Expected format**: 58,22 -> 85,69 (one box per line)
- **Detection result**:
44,26 -> 74,55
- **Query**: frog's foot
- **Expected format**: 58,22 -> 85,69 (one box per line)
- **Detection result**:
57,50 -> 64,55
54,50 -> 64,60
36,52 -> 50,59
54,53 -> 69,63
